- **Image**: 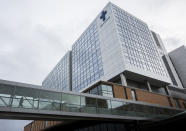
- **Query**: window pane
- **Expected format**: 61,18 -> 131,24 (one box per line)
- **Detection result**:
111,100 -> 127,115
85,97 -> 96,107
80,96 -> 86,107
111,100 -> 124,109
97,85 -> 102,92
61,94 -> 81,112
39,90 -> 61,101
14,86 -> 40,99
102,92 -> 108,97
107,93 -> 113,98
81,97 -> 97,113
0,97 -> 11,107
97,99 -> 111,114
90,87 -> 97,94
107,85 -> 113,92
39,100 -> 53,110
102,85 -> 107,91
0,84 -> 15,97
62,93 -> 80,105
97,99 -> 109,108
0,84 -> 15,107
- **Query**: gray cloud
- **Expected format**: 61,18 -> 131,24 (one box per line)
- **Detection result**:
0,23 -> 68,84
163,37 -> 183,51
0,0 -> 185,130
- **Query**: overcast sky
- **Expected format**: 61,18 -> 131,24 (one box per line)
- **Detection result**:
0,0 -> 186,130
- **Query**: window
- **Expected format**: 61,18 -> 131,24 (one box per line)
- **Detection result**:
87,84 -> 113,98
85,97 -> 97,107
97,99 -> 110,109
71,23 -> 104,92
151,86 -> 166,95
62,94 -> 80,106
131,89 -> 137,101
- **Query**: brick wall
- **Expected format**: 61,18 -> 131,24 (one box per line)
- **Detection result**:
112,83 -> 186,110
169,97 -> 177,107
113,85 -> 134,100
24,121 -> 61,131
24,123 -> 32,131
113,84 -> 175,107
126,88 -> 133,100
135,89 -> 170,107
178,99 -> 186,109
113,85 -> 126,99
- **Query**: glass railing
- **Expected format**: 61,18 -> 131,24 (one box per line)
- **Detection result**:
0,83 -> 183,120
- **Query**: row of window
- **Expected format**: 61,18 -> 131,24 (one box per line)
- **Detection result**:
117,23 -> 152,41
42,52 -> 71,91
72,71 -> 104,92
112,5 -> 167,77
72,22 -> 104,91
112,9 -> 147,30
86,84 -> 114,98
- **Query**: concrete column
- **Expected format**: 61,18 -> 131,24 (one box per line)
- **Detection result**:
146,81 -> 152,92
120,73 -> 127,86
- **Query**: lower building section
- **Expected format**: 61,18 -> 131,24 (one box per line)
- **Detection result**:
24,80 -> 186,131
24,121 -> 62,131
84,81 -> 186,110
25,113 -> 186,131
44,121 -> 135,131
25,121 -> 140,131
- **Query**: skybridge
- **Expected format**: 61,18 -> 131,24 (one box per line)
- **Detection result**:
0,79 -> 183,121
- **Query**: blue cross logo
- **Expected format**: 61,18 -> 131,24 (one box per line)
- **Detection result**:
100,10 -> 107,21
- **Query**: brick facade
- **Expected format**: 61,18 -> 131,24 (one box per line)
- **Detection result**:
112,83 -> 186,109
113,85 -> 126,99
135,89 -> 170,107
178,99 -> 186,109
126,88 -> 133,100
24,121 -> 61,131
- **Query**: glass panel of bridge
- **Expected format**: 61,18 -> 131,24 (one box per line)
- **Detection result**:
97,98 -> 111,114
110,100 -> 128,116
80,96 -> 97,114
12,86 -> 40,109
0,84 -> 15,107
39,90 -> 61,111
61,93 -> 81,112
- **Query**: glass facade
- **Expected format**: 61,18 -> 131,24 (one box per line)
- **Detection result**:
87,84 -> 113,98
42,51 -> 71,91
112,5 -> 167,77
41,3 -> 171,92
72,23 -> 104,92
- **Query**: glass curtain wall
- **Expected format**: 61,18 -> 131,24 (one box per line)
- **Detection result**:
88,84 -> 113,98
